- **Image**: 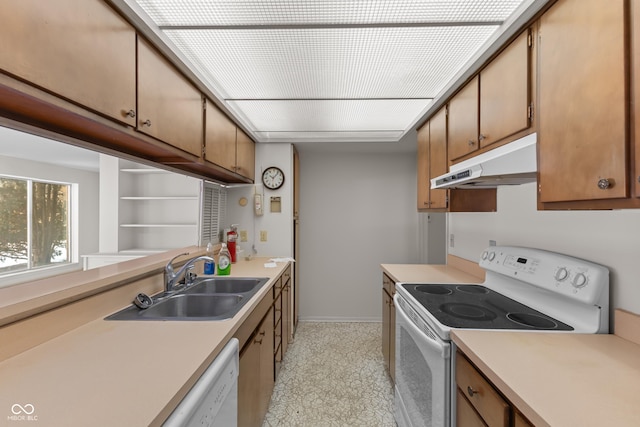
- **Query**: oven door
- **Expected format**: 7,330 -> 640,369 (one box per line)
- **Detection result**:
394,293 -> 451,427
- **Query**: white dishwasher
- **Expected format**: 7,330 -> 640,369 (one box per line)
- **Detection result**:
163,338 -> 239,427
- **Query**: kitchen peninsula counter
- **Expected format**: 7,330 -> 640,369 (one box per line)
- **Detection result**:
0,257 -> 290,427
452,314 -> 640,427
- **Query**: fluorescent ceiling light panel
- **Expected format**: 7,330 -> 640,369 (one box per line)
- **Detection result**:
136,0 -> 524,26
165,26 -> 497,99
228,99 -> 432,131
131,0 -> 528,143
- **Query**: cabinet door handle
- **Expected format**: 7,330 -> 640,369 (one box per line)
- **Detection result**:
478,134 -> 486,141
468,140 -> 475,147
142,119 -> 152,127
467,386 -> 478,397
124,109 -> 136,118
597,178 -> 612,190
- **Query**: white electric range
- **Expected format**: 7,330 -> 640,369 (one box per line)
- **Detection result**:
393,246 -> 610,427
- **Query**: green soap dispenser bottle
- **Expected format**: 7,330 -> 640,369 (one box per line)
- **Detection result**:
217,243 -> 231,276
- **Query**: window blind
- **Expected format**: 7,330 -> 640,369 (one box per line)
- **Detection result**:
200,181 -> 227,245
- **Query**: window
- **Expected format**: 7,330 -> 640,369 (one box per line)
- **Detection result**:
201,181 -> 227,245
0,176 -> 72,275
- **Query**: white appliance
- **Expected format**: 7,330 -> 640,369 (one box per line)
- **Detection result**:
163,338 -> 239,427
430,133 -> 537,189
394,246 -> 609,427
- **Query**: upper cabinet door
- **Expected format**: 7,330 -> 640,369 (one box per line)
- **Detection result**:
633,0 -> 640,199
479,30 -> 531,149
417,123 -> 430,210
137,37 -> 203,157
236,128 -> 256,181
205,99 -> 237,172
538,0 -> 627,202
429,108 -> 448,209
448,76 -> 479,161
0,0 -> 136,126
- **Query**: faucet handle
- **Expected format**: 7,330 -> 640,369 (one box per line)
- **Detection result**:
184,265 -> 198,287
165,252 -> 189,276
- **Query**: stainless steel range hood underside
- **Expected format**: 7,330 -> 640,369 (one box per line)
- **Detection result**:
431,132 -> 537,189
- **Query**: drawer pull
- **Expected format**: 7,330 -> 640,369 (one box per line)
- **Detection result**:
467,386 -> 478,397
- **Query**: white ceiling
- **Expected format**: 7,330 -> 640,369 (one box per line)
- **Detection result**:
125,0 -> 532,145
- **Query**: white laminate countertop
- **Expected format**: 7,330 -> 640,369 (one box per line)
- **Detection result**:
0,258 -> 289,427
452,329 -> 640,427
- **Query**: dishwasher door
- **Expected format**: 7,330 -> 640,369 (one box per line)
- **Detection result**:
163,338 -> 239,427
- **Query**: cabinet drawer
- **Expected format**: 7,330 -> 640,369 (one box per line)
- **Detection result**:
456,353 -> 509,427
383,273 -> 395,295
283,266 -> 292,286
456,388 -> 488,427
514,411 -> 534,427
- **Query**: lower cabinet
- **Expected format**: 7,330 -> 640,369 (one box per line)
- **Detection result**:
274,266 -> 293,377
456,351 -> 534,427
236,266 -> 293,427
381,273 -> 396,382
238,306 -> 274,427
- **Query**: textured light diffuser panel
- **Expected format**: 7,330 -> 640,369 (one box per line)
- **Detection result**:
165,26 -> 497,99
228,98 -> 432,131
132,0 -> 527,142
136,0 -> 524,26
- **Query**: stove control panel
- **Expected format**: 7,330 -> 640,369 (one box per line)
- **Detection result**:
479,246 -> 609,305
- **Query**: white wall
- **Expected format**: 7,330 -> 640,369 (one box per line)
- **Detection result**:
0,155 -> 100,260
297,149 -> 422,321
448,182 -> 640,315
227,143 -> 295,259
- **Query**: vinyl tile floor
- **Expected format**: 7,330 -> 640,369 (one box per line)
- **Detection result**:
262,322 -> 396,427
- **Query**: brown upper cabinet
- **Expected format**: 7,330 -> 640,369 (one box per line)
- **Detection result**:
448,76 -> 480,161
0,0 -> 251,184
418,107 -> 496,213
205,99 -> 255,180
479,30 -> 532,149
634,0 -> 640,200
537,0 -> 632,208
448,29 -> 533,163
137,37 -> 203,158
418,109 -> 448,211
0,0 -> 137,127
236,128 -> 256,181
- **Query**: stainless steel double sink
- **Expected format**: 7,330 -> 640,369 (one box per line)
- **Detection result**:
106,277 -> 269,321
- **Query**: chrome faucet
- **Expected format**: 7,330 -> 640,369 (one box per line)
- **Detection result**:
164,253 -> 215,293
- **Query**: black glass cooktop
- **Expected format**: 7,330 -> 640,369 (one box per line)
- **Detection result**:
402,284 -> 573,330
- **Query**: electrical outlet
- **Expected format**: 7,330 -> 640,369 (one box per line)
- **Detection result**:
239,230 -> 248,242
260,230 -> 268,242
449,233 -> 455,248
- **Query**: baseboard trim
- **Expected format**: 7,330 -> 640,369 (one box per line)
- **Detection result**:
298,317 -> 381,323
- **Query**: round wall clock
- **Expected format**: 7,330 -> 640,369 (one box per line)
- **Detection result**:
262,166 -> 285,190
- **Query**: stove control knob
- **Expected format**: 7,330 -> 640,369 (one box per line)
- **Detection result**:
481,251 -> 488,260
555,267 -> 569,281
488,251 -> 496,261
572,273 -> 588,288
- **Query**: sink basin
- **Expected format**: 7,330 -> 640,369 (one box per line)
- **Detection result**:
106,276 -> 269,321
141,294 -> 243,319
184,277 -> 268,294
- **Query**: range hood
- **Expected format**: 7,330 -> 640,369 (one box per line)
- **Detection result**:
431,133 -> 537,189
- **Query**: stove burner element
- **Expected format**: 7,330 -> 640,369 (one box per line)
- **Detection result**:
507,312 -> 558,329
440,303 -> 497,321
456,285 -> 489,294
416,285 -> 453,295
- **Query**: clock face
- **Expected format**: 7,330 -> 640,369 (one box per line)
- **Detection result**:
262,166 -> 285,190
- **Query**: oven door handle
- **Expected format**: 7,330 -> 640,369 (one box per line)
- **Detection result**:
395,294 -> 450,359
